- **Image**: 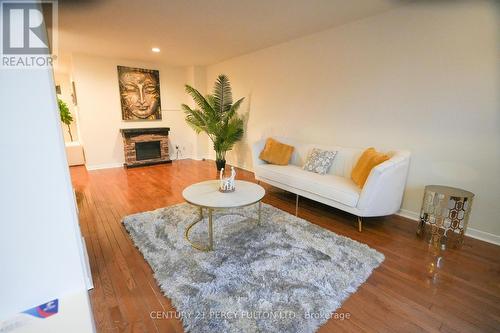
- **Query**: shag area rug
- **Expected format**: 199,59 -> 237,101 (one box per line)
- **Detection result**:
123,203 -> 384,333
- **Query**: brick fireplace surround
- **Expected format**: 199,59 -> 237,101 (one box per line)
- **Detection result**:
120,128 -> 171,168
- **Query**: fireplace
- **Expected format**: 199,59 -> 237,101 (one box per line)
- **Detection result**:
136,141 -> 161,161
120,128 -> 171,167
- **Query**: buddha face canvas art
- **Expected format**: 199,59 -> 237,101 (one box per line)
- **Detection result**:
118,66 -> 162,120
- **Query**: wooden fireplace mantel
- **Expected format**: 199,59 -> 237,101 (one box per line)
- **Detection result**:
120,127 -> 170,137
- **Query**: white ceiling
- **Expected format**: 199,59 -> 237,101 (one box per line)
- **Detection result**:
56,0 -> 400,68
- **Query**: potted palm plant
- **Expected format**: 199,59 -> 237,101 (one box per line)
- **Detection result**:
182,74 -> 244,171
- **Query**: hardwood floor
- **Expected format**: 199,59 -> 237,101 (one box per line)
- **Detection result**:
70,160 -> 500,333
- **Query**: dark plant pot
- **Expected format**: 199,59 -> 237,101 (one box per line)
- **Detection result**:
215,159 -> 226,171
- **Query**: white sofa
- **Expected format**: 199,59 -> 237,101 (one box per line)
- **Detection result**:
252,137 -> 410,231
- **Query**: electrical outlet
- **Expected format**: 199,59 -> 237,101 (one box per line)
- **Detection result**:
174,145 -> 182,160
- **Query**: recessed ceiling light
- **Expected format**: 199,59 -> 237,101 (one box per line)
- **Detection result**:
152,47 -> 160,53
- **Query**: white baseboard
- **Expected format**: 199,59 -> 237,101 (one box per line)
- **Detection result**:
171,155 -> 202,161
85,162 -> 124,171
396,208 -> 420,221
463,228 -> 500,246
396,209 -> 500,246
192,155 -> 211,161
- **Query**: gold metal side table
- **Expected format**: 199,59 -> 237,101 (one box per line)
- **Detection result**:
417,185 -> 474,249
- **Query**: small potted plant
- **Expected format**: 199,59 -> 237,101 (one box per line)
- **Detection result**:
58,98 -> 74,142
182,75 -> 244,171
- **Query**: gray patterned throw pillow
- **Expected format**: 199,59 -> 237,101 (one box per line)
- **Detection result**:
303,148 -> 337,175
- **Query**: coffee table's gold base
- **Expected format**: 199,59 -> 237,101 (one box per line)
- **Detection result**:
184,202 -> 262,252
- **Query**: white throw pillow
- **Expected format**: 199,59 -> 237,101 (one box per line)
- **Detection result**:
303,148 -> 337,175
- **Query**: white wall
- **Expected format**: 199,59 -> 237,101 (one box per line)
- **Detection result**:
187,66 -> 211,160
0,65 -> 93,329
207,1 -> 500,239
71,53 -> 198,169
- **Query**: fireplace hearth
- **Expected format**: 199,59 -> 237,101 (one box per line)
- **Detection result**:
120,128 -> 171,167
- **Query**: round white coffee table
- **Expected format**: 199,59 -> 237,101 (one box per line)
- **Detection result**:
182,180 -> 265,251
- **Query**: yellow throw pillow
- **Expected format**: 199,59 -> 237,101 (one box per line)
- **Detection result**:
259,138 -> 294,165
351,147 -> 390,188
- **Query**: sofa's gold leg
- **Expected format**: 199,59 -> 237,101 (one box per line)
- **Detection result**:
357,216 -> 363,232
295,194 -> 299,216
